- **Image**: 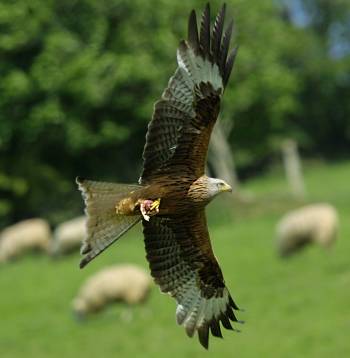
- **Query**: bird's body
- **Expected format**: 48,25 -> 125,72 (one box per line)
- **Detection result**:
114,174 -> 231,217
77,3 -> 241,349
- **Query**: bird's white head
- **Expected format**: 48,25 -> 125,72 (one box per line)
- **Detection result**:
188,176 -> 232,203
207,177 -> 232,198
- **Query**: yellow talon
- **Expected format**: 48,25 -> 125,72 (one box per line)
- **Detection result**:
150,198 -> 161,210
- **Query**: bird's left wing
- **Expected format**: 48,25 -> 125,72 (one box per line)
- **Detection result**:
140,4 -> 237,183
142,211 -> 241,349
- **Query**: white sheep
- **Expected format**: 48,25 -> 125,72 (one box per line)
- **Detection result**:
276,203 -> 339,257
0,218 -> 52,263
51,216 -> 86,256
72,264 -> 152,317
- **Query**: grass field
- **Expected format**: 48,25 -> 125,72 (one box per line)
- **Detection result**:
1,161 -> 349,357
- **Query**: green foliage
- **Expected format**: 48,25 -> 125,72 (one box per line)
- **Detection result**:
281,0 -> 350,154
0,0 -> 349,226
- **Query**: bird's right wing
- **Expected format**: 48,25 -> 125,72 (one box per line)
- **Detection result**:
140,4 -> 237,183
142,210 -> 241,349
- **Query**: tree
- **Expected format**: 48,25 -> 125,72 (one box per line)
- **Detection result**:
281,0 -> 350,156
2,0 -> 343,226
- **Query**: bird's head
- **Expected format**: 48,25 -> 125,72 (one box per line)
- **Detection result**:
207,177 -> 232,198
188,176 -> 232,203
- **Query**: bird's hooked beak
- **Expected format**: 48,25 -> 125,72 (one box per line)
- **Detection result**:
220,182 -> 232,193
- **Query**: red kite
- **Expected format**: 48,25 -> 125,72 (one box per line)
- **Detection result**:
77,3 -> 242,349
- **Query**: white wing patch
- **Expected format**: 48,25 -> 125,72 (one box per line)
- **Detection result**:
174,274 -> 238,339
177,44 -> 223,91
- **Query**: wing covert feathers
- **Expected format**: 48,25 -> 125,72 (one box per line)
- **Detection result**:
143,213 -> 241,349
76,177 -> 141,268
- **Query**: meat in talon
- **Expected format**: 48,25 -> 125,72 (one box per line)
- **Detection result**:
139,198 -> 161,221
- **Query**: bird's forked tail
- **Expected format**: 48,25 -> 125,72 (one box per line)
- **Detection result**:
76,177 -> 142,268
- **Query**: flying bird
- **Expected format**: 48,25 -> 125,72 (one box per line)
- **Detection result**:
77,3 -> 242,349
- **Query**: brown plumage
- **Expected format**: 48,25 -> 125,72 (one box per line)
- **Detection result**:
77,3 -> 241,349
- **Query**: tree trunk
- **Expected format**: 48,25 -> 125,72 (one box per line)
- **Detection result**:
281,139 -> 306,199
208,122 -> 240,196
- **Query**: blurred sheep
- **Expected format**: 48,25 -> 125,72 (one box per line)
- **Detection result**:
0,218 -> 51,263
276,203 -> 338,257
72,264 -> 152,317
51,216 -> 86,256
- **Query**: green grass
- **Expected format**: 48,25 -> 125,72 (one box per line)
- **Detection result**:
1,160 -> 349,357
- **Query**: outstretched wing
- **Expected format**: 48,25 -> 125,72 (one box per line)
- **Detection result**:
142,211 -> 241,349
140,4 -> 237,183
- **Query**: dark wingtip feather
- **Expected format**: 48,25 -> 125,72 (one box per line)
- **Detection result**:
210,319 -> 223,338
220,313 -> 233,330
223,46 -> 238,87
188,9 -> 199,53
199,3 -> 211,57
229,294 -> 239,310
80,243 -> 91,255
198,325 -> 209,349
212,3 -> 226,62
226,306 -> 238,322
185,324 -> 196,338
219,19 -> 234,73
79,256 -> 90,269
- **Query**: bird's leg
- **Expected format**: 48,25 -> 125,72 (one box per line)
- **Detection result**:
150,198 -> 161,211
139,198 -> 161,221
